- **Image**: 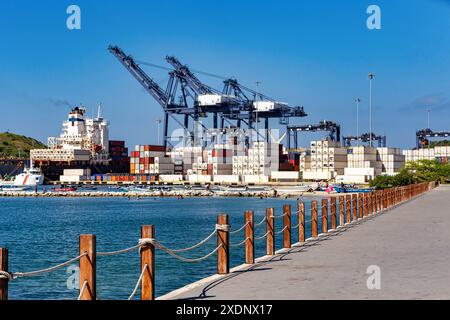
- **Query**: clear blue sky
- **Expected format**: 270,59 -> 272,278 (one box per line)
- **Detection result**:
0,0 -> 449,149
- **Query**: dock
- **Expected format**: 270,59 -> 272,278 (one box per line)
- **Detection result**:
161,184 -> 450,300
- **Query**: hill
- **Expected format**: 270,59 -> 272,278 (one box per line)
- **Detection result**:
0,132 -> 46,159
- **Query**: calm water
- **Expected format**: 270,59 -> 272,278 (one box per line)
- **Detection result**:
0,196 -> 322,300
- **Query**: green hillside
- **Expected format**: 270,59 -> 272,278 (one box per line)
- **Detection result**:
0,132 -> 46,159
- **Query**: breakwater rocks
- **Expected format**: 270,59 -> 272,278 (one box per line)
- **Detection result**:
0,190 -> 277,198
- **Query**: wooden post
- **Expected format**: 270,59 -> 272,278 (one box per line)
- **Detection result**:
330,197 -> 337,230
266,208 -> 275,255
352,194 -> 357,221
346,195 -> 351,223
359,193 -> 363,218
321,199 -> 328,233
370,191 -> 377,214
79,234 -> 96,300
339,196 -> 345,226
141,225 -> 155,300
283,204 -> 291,249
217,214 -> 229,274
0,248 -> 8,300
311,200 -> 318,238
245,211 -> 254,264
298,201 -> 305,243
364,193 -> 369,216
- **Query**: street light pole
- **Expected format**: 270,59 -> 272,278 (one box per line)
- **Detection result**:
426,108 -> 431,129
255,81 -> 261,143
355,98 -> 361,147
368,73 -> 375,148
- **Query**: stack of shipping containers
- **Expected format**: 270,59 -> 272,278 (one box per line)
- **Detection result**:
376,147 -> 405,174
130,145 -> 175,175
303,140 -> 347,180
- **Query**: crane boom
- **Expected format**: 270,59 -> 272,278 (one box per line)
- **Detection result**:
166,56 -> 215,95
109,45 -> 170,108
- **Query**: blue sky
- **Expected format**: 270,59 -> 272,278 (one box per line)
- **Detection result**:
0,0 -> 449,149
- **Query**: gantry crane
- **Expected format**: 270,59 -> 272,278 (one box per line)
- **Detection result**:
109,45 -> 307,149
416,129 -> 450,148
287,120 -> 341,149
342,132 -> 386,147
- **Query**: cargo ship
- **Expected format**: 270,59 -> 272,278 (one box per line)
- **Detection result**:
29,105 -> 130,182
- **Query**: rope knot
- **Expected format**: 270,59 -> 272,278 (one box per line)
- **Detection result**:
0,270 -> 14,281
215,224 -> 230,232
138,238 -> 155,246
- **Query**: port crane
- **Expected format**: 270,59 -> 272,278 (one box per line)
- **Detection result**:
109,45 -> 204,149
109,45 -> 307,149
416,129 -> 450,148
166,56 -> 307,141
343,132 -> 387,147
286,120 -> 341,149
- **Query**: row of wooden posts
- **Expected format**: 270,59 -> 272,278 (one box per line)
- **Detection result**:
0,182 -> 434,300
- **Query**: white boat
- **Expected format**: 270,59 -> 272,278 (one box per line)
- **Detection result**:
274,183 -> 319,194
0,167 -> 44,187
0,186 -> 28,192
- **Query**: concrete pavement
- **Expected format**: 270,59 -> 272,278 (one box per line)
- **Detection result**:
161,185 -> 450,300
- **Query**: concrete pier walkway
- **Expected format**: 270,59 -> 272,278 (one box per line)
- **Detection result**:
162,185 -> 450,300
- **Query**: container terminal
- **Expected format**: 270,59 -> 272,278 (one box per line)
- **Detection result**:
4,46 -> 449,188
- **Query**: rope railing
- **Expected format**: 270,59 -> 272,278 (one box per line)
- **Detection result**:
98,225 -> 221,256
77,280 -> 88,300
254,231 -> 270,241
275,226 -> 288,235
0,252 -> 87,280
254,215 -> 267,227
270,212 -> 288,219
230,237 -> 250,247
229,221 -> 249,234
97,244 -> 141,257
152,241 -> 223,263
0,182 -> 435,301
128,264 -> 148,300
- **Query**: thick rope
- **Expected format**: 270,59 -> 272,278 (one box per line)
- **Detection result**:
97,244 -> 141,257
275,226 -> 288,234
270,212 -> 288,219
229,222 -> 249,234
1,252 -> 87,280
230,237 -> 250,247
254,231 -> 270,240
153,240 -> 223,263
254,216 -> 267,227
0,270 -> 12,281
99,224 -> 227,256
154,226 -> 218,253
215,224 -> 230,232
128,264 -> 148,300
77,280 -> 88,300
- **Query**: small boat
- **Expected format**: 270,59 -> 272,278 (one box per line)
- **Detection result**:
52,186 -> 78,192
0,167 -> 44,187
0,186 -> 28,192
333,185 -> 373,193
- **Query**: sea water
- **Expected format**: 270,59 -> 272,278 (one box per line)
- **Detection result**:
0,196 -> 319,300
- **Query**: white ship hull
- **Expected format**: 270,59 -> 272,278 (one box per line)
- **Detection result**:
0,167 -> 44,187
